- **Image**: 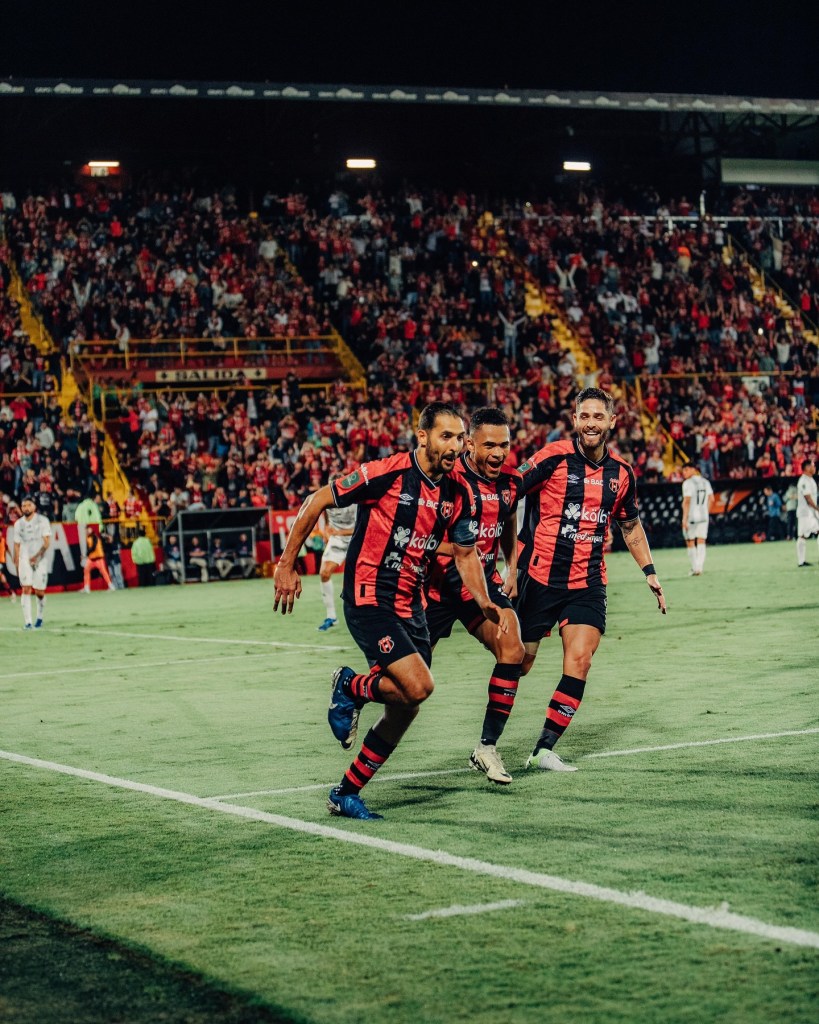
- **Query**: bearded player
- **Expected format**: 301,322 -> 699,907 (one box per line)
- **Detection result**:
273,402 -> 506,820
13,495 -> 52,630
425,407 -> 525,785
516,388 -> 666,771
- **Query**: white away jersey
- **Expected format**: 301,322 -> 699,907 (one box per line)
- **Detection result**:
796,473 -> 818,517
12,513 -> 52,561
682,474 -> 713,524
326,504 -> 357,532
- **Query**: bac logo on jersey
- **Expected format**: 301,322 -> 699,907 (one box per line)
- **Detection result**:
337,470 -> 361,492
440,501 -> 454,519
378,635 -> 394,654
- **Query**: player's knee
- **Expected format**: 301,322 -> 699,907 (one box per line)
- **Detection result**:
402,675 -> 434,705
520,653 -> 537,676
319,568 -> 332,583
499,637 -> 526,664
566,651 -> 594,678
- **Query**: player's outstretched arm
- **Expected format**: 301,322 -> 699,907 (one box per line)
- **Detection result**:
273,485 -> 336,615
452,543 -> 508,636
620,516 -> 667,614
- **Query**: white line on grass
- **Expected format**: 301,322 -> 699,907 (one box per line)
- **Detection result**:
404,900 -> 525,921
209,767 -> 471,800
584,727 -> 819,759
2,748 -> 818,950
208,727 -> 819,798
0,625 -> 347,653
0,651 -> 273,681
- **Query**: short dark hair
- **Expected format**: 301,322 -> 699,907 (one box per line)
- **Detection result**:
575,387 -> 614,414
418,402 -> 462,432
469,407 -> 509,434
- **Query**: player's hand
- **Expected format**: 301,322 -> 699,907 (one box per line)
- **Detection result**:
646,574 -> 666,614
481,601 -> 510,638
273,563 -> 302,614
501,569 -> 518,600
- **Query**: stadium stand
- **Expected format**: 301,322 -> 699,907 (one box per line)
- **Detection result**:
2,181 -> 817,551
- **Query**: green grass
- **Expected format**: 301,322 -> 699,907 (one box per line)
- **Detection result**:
1,542 -> 818,1023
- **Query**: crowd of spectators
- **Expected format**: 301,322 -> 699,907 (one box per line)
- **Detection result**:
2,180 -> 818,521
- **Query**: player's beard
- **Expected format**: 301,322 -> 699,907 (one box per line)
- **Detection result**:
426,439 -> 461,477
578,424 -> 612,458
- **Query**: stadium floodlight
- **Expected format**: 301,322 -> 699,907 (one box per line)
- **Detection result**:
88,160 -> 121,168
346,158 -> 376,169
563,160 -> 591,172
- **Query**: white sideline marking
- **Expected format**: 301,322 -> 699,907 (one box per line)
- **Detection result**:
2,748 -> 818,950
585,728 -> 819,759
0,625 -> 346,652
0,651 -> 273,681
404,899 -> 525,921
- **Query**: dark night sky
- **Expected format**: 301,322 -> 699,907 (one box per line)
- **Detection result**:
2,1 -> 817,99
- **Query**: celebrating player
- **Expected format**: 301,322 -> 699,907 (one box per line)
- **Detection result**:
516,387 -> 666,771
13,495 -> 52,630
425,408 -> 525,785
273,402 -> 506,820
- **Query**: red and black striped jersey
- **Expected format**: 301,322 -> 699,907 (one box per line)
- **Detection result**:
426,452 -> 523,602
518,437 -> 639,589
331,451 -> 477,619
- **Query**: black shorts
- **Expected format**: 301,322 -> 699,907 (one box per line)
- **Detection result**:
425,580 -> 514,647
343,603 -> 432,669
515,577 -> 607,643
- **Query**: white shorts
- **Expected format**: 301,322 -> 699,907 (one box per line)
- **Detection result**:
684,521 -> 709,541
797,513 -> 819,539
321,535 -> 351,566
18,559 -> 48,590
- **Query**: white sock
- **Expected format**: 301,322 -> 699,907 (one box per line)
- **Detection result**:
696,544 -> 706,573
22,593 -> 32,626
320,579 -> 336,620
687,545 -> 697,570
37,596 -> 45,620
797,537 -> 806,565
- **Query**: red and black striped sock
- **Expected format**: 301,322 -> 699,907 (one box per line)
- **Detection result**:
337,728 -> 397,795
533,673 -> 586,753
480,662 -> 522,745
344,668 -> 383,704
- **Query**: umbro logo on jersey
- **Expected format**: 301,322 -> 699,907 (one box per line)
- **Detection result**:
399,493 -> 414,505
565,502 -> 581,520
557,703 -> 576,718
566,474 -> 580,484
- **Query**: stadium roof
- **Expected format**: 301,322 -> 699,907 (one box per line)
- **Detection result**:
2,79 -> 818,117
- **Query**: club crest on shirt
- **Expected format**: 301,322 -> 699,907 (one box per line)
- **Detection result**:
609,478 -> 619,494
440,501 -> 454,519
501,488 -> 512,506
378,635 -> 394,654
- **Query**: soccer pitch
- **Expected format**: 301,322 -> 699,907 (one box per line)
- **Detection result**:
1,543 -> 817,1024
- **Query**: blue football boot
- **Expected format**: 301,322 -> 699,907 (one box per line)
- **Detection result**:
328,666 -> 362,749
327,786 -> 383,820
